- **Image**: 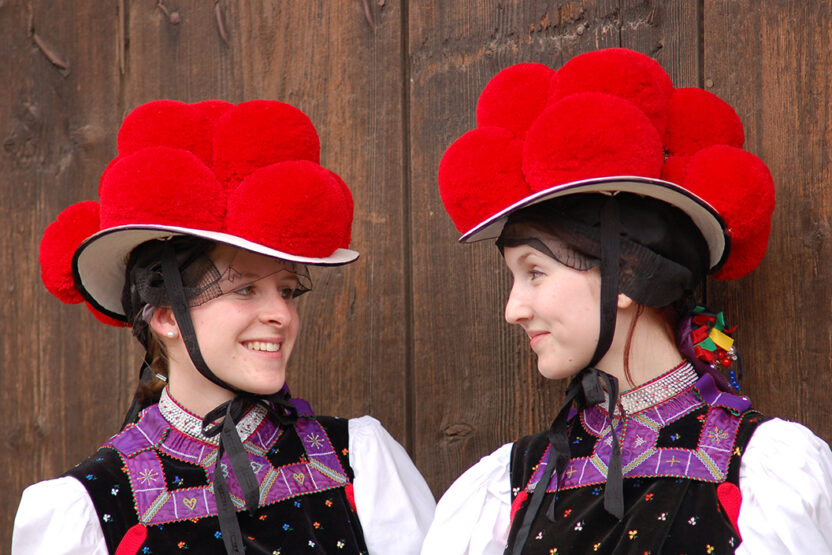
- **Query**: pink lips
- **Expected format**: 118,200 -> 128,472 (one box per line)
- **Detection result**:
528,331 -> 549,349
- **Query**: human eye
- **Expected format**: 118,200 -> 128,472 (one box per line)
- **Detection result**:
232,283 -> 256,297
278,286 -> 296,300
528,266 -> 546,281
278,279 -> 300,300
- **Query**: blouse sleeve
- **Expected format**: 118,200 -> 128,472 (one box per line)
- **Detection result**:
348,416 -> 436,555
12,476 -> 108,555
735,418 -> 832,554
420,442 -> 513,555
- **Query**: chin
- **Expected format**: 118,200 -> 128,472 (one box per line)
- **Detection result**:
536,359 -> 584,381
237,375 -> 286,396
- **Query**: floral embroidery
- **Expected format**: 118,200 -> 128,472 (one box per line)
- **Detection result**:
305,432 -> 324,448
708,427 -> 728,443
628,529 -> 638,540
138,468 -> 159,485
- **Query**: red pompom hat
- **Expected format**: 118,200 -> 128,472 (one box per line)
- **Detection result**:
439,48 -> 775,282
439,48 -> 776,531
39,99 -> 358,323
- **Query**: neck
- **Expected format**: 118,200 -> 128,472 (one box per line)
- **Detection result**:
594,304 -> 683,391
165,351 -> 235,418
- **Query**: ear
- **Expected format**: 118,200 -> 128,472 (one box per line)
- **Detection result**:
617,292 -> 635,310
149,307 -> 178,338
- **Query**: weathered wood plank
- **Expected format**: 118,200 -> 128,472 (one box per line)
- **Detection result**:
0,0 -> 124,547
704,0 -> 832,444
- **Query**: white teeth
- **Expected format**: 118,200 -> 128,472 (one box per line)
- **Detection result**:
245,341 -> 281,352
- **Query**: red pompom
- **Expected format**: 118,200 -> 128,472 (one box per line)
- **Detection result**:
226,161 -> 350,257
39,201 -> 100,304
684,145 -> 775,279
85,301 -> 129,327
661,154 -> 692,184
476,63 -> 558,138
438,127 -> 531,234
99,146 -> 227,231
522,93 -> 663,190
117,100 -> 214,166
213,100 -> 321,191
192,99 -> 234,123
553,48 -> 673,136
324,170 -> 354,247
664,88 -> 745,156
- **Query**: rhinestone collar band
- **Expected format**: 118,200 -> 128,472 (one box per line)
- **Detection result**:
157,387 -> 268,445
604,361 -> 698,415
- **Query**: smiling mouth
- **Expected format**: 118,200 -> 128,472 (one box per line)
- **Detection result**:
243,341 -> 282,352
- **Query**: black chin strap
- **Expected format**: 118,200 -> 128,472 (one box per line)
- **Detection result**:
512,197 -> 626,553
201,394 -> 298,554
159,244 -> 296,555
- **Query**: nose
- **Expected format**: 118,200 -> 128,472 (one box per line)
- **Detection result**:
259,290 -> 295,327
504,282 -> 532,325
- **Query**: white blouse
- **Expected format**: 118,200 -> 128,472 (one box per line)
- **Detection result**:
420,418 -> 832,555
13,416 -> 436,555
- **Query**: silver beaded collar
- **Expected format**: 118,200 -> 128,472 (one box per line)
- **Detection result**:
158,387 -> 268,445
604,361 -> 698,416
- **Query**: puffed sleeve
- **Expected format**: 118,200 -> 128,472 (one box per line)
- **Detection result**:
12,476 -> 108,555
348,416 -> 436,555
420,442 -> 513,555
735,418 -> 832,554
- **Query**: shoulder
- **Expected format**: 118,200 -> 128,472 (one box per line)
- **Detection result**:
741,417 -> 832,477
344,415 -> 417,472
736,418 -> 832,553
13,476 -> 107,554
341,416 -> 436,555
422,442 -> 514,555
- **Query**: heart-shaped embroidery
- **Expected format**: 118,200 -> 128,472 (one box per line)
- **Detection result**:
250,461 -> 263,474
183,497 -> 197,510
292,472 -> 305,485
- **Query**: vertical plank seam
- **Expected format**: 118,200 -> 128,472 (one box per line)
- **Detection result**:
399,0 -> 415,454
697,0 -> 704,89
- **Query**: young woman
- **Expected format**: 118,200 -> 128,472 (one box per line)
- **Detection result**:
13,99 -> 434,554
423,48 -> 832,554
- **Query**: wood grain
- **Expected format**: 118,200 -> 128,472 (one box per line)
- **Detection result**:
1,0 -> 126,545
705,0 -> 832,441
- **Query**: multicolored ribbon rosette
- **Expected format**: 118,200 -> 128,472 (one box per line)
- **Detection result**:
690,306 -> 742,390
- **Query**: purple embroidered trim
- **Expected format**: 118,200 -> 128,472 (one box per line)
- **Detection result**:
105,398 -> 348,526
527,375 -> 750,493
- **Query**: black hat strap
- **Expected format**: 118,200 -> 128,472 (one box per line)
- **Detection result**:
589,196 -> 620,368
511,368 -> 622,554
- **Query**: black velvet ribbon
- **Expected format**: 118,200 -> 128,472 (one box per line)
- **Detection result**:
201,394 -> 298,554
511,368 -> 623,554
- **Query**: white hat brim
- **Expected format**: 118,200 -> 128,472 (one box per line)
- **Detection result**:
73,224 -> 359,320
460,175 -> 727,270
